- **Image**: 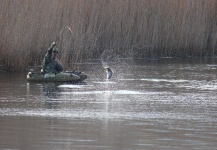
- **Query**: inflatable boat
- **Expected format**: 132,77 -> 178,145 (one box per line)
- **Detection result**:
27,70 -> 87,83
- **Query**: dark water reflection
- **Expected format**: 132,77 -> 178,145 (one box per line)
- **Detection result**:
0,58 -> 217,150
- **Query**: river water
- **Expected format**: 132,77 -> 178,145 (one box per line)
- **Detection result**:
0,58 -> 217,150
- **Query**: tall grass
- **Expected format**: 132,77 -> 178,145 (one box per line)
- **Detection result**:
0,0 -> 217,71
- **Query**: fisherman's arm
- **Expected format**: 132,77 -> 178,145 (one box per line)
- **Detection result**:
41,42 -> 56,74
47,42 -> 56,58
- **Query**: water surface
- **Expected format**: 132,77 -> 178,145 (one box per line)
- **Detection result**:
0,58 -> 217,150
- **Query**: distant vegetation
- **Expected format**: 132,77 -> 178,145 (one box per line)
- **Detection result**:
0,0 -> 217,71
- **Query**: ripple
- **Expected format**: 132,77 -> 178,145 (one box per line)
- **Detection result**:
114,90 -> 146,95
177,80 -> 217,91
119,78 -> 189,83
58,84 -> 93,89
61,90 -> 163,95
92,81 -> 116,84
0,108 -> 215,122
141,78 -> 189,83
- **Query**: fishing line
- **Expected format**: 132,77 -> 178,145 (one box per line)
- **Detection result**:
55,26 -> 73,45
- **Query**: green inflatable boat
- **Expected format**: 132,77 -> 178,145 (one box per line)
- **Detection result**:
27,70 -> 87,83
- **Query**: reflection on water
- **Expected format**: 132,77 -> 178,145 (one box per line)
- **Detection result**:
0,58 -> 217,150
42,83 -> 61,109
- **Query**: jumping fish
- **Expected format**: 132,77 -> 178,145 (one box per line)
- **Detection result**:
106,68 -> 113,79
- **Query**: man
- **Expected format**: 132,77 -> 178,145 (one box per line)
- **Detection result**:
41,42 -> 64,74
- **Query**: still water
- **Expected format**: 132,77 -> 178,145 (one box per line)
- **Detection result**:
0,58 -> 217,150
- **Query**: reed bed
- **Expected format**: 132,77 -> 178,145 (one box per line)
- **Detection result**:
0,0 -> 217,71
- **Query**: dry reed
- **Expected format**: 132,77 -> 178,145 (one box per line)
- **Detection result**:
0,0 -> 217,71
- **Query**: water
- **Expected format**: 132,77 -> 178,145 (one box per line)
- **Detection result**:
0,58 -> 217,150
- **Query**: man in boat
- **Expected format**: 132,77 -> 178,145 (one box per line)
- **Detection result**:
41,42 -> 64,74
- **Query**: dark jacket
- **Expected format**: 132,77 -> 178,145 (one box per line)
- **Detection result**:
42,47 -> 63,74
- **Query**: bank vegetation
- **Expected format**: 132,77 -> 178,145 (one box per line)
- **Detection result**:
0,0 -> 217,71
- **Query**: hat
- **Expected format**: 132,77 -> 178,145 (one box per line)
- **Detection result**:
53,48 -> 58,53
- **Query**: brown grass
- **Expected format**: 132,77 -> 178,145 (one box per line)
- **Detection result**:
0,0 -> 217,71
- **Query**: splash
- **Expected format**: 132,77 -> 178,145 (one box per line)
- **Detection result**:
100,49 -> 114,69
